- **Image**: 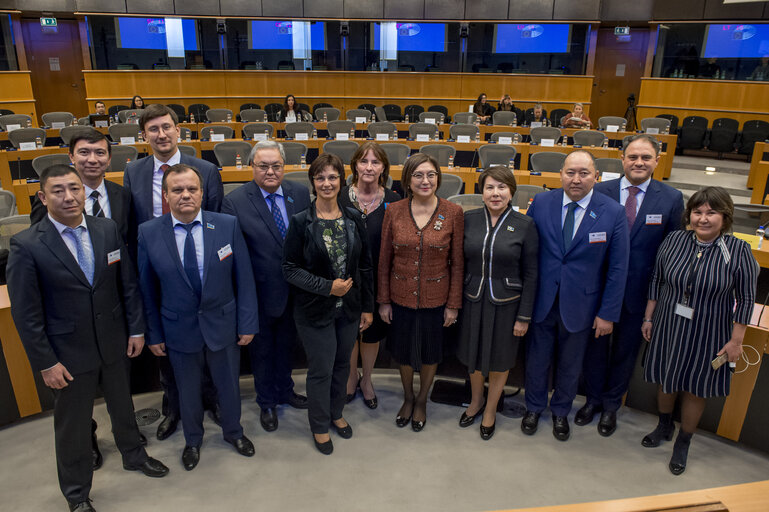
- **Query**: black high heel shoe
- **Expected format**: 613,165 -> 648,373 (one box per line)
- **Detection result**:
412,402 -> 427,432
396,400 -> 414,428
459,403 -> 486,428
480,421 -> 496,441
346,373 -> 361,404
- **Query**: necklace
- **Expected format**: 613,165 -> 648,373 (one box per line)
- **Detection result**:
351,186 -> 381,216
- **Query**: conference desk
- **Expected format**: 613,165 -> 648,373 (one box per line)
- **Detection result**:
748,142 -> 769,204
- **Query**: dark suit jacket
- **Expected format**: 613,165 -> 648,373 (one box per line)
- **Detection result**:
30,179 -> 132,244
282,203 -> 374,327
221,180 -> 311,319
527,188 -> 629,333
137,211 -> 258,354
594,178 -> 684,314
7,216 -> 144,374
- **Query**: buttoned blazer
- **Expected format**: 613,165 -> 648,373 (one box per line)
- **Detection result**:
526,188 -> 629,332
137,211 -> 258,353
7,216 -> 144,374
30,179 -> 132,244
594,178 -> 684,314
221,180 -> 311,318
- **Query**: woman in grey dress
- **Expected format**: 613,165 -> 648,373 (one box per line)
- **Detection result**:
456,166 -> 538,440
641,187 -> 758,475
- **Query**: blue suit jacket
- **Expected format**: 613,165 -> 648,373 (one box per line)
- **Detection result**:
527,188 -> 629,332
137,211 -> 258,353
221,180 -> 311,319
594,178 -> 684,314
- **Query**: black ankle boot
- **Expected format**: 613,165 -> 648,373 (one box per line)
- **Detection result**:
669,430 -> 693,475
641,413 -> 674,447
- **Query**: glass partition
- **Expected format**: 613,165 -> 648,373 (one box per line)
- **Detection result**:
0,14 -> 18,71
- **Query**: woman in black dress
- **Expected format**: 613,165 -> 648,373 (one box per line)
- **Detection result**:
278,94 -> 308,123
473,93 -> 494,123
341,142 -> 401,409
130,95 -> 144,109
641,187 -> 757,474
456,166 -> 538,440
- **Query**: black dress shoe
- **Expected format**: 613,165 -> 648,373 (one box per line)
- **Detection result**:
139,432 -> 147,446
395,402 -> 413,428
182,446 -> 200,471
283,391 -> 309,410
91,432 -> 103,471
521,411 -> 540,436
480,421 -> 496,441
459,405 -> 485,428
574,403 -> 602,426
314,436 -> 333,455
362,395 -> 378,409
411,417 -> 425,432
260,407 -> 278,432
642,420 -> 675,447
68,499 -> 96,511
597,411 -> 617,437
332,421 -> 353,439
552,415 -> 570,441
156,415 -> 179,441
123,457 -> 169,477
228,436 -> 255,457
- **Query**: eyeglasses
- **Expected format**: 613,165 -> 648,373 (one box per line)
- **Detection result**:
254,163 -> 284,172
412,172 -> 438,181
313,174 -> 340,183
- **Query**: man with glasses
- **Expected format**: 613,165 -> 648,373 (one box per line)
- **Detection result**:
123,104 -> 224,441
222,141 -> 311,433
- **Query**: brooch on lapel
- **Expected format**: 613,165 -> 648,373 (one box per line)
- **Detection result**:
434,220 -> 443,230
589,211 -> 597,219
206,223 -> 215,229
507,225 -> 515,232
287,196 -> 294,203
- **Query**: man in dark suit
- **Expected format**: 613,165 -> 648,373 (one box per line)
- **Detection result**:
137,163 -> 258,471
222,141 -> 310,433
523,150 -> 629,441
123,103 -> 224,440
7,165 -> 168,512
577,134 -> 684,436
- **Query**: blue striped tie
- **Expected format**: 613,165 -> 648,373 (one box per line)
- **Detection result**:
268,193 -> 287,238
64,226 -> 94,285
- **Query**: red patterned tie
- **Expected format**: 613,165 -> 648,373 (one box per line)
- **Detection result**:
160,164 -> 170,214
625,186 -> 640,227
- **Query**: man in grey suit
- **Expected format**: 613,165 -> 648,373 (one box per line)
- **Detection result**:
7,165 -> 168,512
123,103 -> 223,440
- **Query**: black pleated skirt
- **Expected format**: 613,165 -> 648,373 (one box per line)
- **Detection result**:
387,304 -> 445,370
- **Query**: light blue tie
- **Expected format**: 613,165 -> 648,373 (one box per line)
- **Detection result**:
64,226 -> 94,285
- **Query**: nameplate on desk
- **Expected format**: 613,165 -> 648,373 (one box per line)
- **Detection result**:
602,172 -> 621,181
530,122 -> 543,128
425,118 -> 436,124
336,133 -> 349,140
376,133 -> 390,141
51,122 -> 66,129
119,137 -> 136,145
253,133 -> 268,141
6,124 -> 21,132
416,134 -> 431,142
211,133 -> 225,141
295,133 -> 309,140
457,135 -> 471,143
541,138 -> 555,147
355,117 -> 367,124
498,136 -> 513,145
606,125 -> 619,133
95,120 -> 108,128
646,127 -> 660,134
18,142 -> 36,151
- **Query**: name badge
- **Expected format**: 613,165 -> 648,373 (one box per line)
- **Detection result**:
425,118 -> 436,125
416,134 -> 430,142
376,133 -> 390,141
589,232 -> 607,243
120,136 -> 136,145
218,244 -> 233,261
355,117 -> 367,124
51,122 -> 66,129
295,133 -> 309,141
336,132 -> 349,140
456,135 -> 471,143
19,142 -> 37,151
540,138 -> 555,147
498,136 -> 513,145
107,249 -> 121,265
675,303 -> 694,320
210,133 -> 225,141
646,214 -> 662,225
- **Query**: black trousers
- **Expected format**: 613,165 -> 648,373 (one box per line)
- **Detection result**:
296,315 -> 359,434
54,358 -> 147,504
248,309 -> 296,409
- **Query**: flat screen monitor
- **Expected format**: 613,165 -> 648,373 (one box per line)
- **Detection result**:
248,21 -> 326,51
702,24 -> 769,58
115,17 -> 199,51
372,23 -> 447,52
493,24 -> 571,54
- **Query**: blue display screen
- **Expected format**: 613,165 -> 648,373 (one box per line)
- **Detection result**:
703,24 -> 769,58
116,18 -> 198,51
372,23 -> 447,52
493,24 -> 571,54
249,21 -> 326,51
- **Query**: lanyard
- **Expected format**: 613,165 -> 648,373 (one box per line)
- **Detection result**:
683,238 -> 714,306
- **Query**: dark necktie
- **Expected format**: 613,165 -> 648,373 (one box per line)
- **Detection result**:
268,193 -> 287,238
90,190 -> 104,218
182,221 -> 202,298
563,202 -> 578,250
160,164 -> 170,214
625,186 -> 641,228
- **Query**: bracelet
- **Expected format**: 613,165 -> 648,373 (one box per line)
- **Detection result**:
642,319 -> 653,323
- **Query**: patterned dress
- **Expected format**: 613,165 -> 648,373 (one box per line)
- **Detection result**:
644,231 -> 758,397
319,217 -> 348,312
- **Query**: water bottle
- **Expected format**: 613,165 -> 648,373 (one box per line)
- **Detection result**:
300,153 -> 307,169
393,128 -> 398,140
514,133 -> 520,144
405,113 -> 409,123
475,130 -> 480,142
350,127 -> 355,139
448,154 -> 454,169
35,136 -> 42,149
26,118 -> 32,128
186,130 -> 191,142
264,130 -> 270,140
602,138 -> 608,149
512,115 -> 517,127
757,226 -> 765,249
137,131 -> 143,143
323,112 -> 328,123
235,154 -> 242,169
372,112 -> 376,122
190,113 -> 195,123
561,136 -> 567,147
226,112 -> 232,122
312,128 -> 318,139
508,157 -> 515,170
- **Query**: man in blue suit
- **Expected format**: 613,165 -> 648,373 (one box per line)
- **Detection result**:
123,103 -> 224,440
576,134 -> 684,436
523,150 -> 629,441
222,141 -> 310,433
137,163 -> 258,471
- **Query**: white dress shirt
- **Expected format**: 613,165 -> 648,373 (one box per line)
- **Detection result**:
619,176 -> 651,214
171,210 -> 204,280
84,179 -> 112,219
152,150 -> 181,218
561,188 -> 594,241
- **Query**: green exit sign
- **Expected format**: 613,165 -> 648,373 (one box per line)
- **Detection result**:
40,17 -> 57,27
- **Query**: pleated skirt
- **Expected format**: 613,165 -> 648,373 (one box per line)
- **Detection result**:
387,304 -> 444,370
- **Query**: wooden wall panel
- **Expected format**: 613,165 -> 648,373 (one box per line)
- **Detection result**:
637,107 -> 769,126
0,72 -> 38,121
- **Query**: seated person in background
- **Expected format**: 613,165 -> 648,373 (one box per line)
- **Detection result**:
560,103 -> 592,129
94,101 -> 107,115
130,95 -> 145,110
497,95 -> 515,112
698,57 -> 721,78
749,56 -> 769,80
473,93 -> 494,123
278,94 -> 310,123
525,103 -> 550,127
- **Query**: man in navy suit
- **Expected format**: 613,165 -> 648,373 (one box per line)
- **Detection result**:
576,134 -> 684,436
123,104 -> 224,440
523,150 -> 629,441
137,163 -> 258,471
222,141 -> 310,433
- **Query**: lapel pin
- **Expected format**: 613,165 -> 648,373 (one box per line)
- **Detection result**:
438,214 -> 445,220
589,211 -> 597,219
287,196 -> 294,203
206,223 -> 215,229
507,225 -> 515,232
434,220 -> 443,230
